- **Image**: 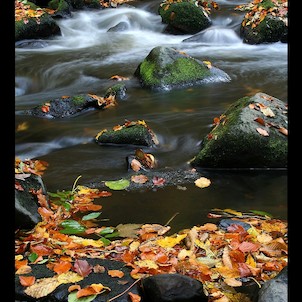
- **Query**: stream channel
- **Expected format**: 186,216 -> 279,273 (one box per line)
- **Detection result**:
15,0 -> 288,232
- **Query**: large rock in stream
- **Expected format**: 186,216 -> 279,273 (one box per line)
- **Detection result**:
190,92 -> 288,169
158,1 -> 211,35
134,46 -> 231,91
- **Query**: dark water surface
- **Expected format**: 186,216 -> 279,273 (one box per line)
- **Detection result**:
15,0 -> 287,232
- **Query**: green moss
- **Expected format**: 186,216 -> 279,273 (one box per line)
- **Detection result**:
139,57 -> 211,87
49,0 -> 69,11
71,95 -> 86,105
259,0 -> 275,10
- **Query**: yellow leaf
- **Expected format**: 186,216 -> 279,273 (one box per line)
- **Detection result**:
69,235 -> 104,248
245,254 -> 256,268
178,249 -> 193,260
134,259 -> 158,269
194,177 -> 211,188
24,277 -> 61,299
224,278 -> 242,287
16,122 -> 29,132
222,209 -> 243,216
57,271 -> 84,284
156,233 -> 187,248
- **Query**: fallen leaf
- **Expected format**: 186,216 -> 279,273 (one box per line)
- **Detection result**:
256,127 -> 269,136
108,270 -> 124,278
131,174 -> 148,184
19,276 -> 35,287
73,259 -> 93,277
195,177 -> 211,188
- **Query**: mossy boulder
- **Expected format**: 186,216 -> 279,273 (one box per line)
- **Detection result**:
158,1 -> 211,35
241,15 -> 287,44
190,92 -> 288,169
238,0 -> 288,44
15,4 -> 61,41
95,120 -> 159,147
134,46 -> 231,91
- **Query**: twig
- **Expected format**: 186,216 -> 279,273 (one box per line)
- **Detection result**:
165,212 -> 179,226
107,278 -> 142,302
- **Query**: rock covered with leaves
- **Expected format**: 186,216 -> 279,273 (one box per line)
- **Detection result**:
134,46 -> 231,91
95,120 -> 160,147
15,0 -> 61,42
158,0 -> 214,35
235,0 -> 288,44
15,158 -> 49,229
23,93 -> 118,118
190,92 -> 288,169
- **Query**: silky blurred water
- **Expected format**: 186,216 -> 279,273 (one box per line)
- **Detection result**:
15,0 -> 287,232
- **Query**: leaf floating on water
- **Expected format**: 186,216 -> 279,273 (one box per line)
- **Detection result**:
105,179 -> 130,190
194,177 -> 211,188
116,223 -> 142,238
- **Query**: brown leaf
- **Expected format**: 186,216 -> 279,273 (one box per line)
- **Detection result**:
254,117 -> 266,126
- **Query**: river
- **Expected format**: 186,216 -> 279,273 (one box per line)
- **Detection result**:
15,0 -> 288,232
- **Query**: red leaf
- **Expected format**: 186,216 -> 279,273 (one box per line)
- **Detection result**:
73,259 -> 93,277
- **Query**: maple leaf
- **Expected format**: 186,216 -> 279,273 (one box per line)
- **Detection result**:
73,259 -> 93,277
152,176 -> 165,186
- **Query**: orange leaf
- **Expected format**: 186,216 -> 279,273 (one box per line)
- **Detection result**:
108,270 -> 124,278
30,244 -> 53,256
53,260 -> 72,274
15,259 -> 28,270
19,276 -> 35,287
279,127 -> 288,136
129,292 -> 141,302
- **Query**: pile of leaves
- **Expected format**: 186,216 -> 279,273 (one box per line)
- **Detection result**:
160,0 -> 219,15
15,159 -> 287,302
15,0 -> 55,24
234,0 -> 288,28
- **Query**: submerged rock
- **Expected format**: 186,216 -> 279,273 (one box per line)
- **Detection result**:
190,92 -> 288,169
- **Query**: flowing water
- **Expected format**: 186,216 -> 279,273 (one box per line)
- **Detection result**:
15,0 -> 288,232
